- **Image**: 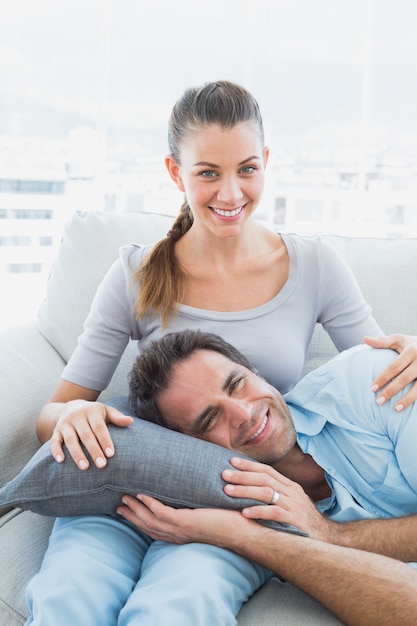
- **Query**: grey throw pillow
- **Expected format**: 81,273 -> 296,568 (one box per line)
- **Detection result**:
0,397 -> 304,535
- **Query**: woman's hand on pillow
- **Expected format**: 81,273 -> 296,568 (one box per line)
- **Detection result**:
49,399 -> 133,470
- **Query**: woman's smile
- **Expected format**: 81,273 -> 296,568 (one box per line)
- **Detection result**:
209,205 -> 246,219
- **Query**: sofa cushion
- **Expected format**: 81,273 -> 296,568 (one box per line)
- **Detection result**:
236,577 -> 344,625
0,323 -> 67,514
0,398 -> 302,535
37,210 -> 173,366
0,509 -> 54,625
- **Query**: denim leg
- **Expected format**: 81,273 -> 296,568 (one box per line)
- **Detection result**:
118,541 -> 273,626
25,516 -> 153,626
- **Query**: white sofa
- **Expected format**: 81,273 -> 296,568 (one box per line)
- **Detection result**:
1,210 -> 417,626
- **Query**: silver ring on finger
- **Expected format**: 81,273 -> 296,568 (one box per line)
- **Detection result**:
270,490 -> 280,505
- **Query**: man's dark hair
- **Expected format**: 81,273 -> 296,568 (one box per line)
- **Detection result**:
128,329 -> 255,427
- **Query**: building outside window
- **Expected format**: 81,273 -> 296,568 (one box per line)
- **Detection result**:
1,0 -> 417,328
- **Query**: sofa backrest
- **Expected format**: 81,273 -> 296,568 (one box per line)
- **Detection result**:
303,233 -> 417,374
38,210 -> 417,396
37,210 -> 173,398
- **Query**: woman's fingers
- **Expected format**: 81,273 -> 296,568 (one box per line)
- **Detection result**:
365,334 -> 417,410
51,401 -> 133,469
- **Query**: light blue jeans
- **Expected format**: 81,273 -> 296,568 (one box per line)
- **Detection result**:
25,515 -> 272,626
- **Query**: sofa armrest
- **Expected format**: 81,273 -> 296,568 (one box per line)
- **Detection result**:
0,323 -> 65,512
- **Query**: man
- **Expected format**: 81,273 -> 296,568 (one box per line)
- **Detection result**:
118,329 -> 417,625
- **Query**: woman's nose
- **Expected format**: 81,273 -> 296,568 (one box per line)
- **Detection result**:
216,176 -> 244,204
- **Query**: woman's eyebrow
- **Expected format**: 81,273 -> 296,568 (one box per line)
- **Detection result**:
193,160 -> 218,168
192,156 -> 260,168
238,155 -> 261,166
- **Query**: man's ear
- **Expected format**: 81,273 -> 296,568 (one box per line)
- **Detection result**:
165,155 -> 185,192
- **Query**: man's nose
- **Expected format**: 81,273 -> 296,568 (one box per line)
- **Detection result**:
226,398 -> 252,429
216,176 -> 244,204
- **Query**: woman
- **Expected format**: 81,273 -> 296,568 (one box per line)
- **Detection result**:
28,80 -> 417,626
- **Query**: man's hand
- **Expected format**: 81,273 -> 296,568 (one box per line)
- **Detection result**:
116,491 -> 417,626
219,457 -> 417,560
221,457 -> 335,541
116,454 -> 337,546
116,493 -> 249,548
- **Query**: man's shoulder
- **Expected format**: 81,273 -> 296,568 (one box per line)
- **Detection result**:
286,345 -> 397,424
330,344 -> 396,370
307,344 -> 397,396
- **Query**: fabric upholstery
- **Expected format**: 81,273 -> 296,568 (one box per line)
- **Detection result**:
37,210 -> 172,368
0,323 -> 66,513
236,577 -> 343,625
0,509 -> 54,626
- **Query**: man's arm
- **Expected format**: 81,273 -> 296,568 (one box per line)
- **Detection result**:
222,457 -> 417,562
117,495 -> 417,626
317,513 -> 417,562
239,521 -> 417,626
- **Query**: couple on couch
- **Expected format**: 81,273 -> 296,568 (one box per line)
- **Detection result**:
24,327 -> 417,625
25,79 -> 417,626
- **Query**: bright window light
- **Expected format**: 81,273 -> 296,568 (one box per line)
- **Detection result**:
1,0 -> 417,328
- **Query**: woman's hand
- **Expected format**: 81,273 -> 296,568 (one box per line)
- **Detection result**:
364,334 -> 417,411
222,457 -> 335,541
49,399 -> 133,470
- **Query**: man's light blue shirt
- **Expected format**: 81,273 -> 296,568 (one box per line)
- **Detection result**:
284,345 -> 417,567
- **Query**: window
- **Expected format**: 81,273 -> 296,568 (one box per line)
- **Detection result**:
0,236 -> 31,246
7,263 -> 43,274
1,0 -> 417,327
0,179 -> 65,194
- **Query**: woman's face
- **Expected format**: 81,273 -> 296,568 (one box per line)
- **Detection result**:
166,122 -> 269,239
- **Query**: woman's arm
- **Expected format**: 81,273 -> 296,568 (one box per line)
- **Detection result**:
36,250 -> 144,468
317,242 -> 417,410
318,251 -> 417,409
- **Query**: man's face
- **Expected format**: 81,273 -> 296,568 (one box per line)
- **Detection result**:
156,349 -> 297,466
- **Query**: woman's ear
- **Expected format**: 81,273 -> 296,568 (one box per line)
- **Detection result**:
263,146 -> 270,168
165,155 -> 185,192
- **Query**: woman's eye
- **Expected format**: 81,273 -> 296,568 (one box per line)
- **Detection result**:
240,166 -> 256,174
200,170 -> 217,178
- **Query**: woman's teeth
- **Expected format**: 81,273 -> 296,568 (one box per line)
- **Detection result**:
212,206 -> 243,217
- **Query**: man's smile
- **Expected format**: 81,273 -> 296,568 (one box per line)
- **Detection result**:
244,413 -> 269,445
